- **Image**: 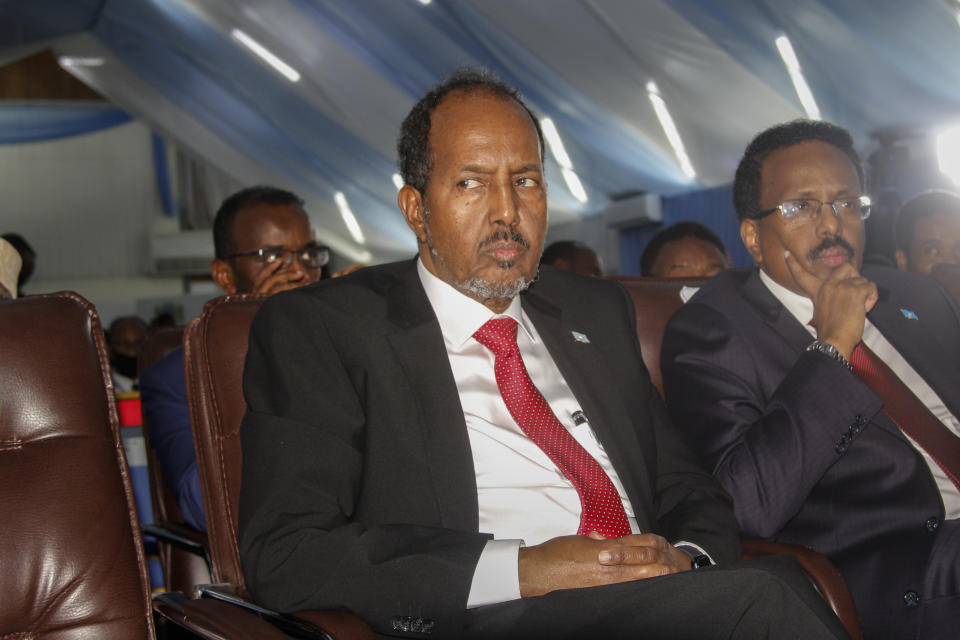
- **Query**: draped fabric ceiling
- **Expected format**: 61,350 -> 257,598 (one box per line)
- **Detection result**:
3,0 -> 960,264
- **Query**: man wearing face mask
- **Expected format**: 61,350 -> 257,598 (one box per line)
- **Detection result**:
140,186 -> 331,531
662,120 -> 960,639
108,315 -> 148,393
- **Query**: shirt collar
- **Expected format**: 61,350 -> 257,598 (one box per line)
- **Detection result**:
417,258 -> 536,349
758,267 -> 815,330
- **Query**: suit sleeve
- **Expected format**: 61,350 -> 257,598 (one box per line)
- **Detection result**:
140,348 -> 207,532
661,302 -> 883,538
237,291 -> 488,636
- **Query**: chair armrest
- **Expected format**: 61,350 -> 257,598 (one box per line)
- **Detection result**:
154,591 -> 291,640
143,522 -> 210,566
741,539 -> 861,640
198,585 -> 374,640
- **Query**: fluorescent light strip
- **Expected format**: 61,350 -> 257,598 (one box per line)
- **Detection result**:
58,57 -> 104,67
231,28 -> 301,83
775,35 -> 820,120
561,168 -> 588,203
334,192 -> 366,244
540,117 -> 573,169
937,125 -> 960,186
392,173 -> 405,190
646,82 -> 696,180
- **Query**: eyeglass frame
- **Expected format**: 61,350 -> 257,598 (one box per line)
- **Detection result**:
222,243 -> 330,269
752,195 -> 872,224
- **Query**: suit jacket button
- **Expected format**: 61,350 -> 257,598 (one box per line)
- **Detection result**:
903,590 -> 920,608
925,516 -> 940,532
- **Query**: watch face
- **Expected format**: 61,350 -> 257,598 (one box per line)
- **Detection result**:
692,554 -> 712,569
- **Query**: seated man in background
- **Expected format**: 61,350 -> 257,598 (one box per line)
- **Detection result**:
0,236 -> 22,299
237,69 -> 848,640
539,240 -> 603,277
894,189 -> 960,275
662,119 -> 960,640
108,315 -> 147,392
640,221 -> 731,278
140,186 -> 329,531
0,232 -> 35,296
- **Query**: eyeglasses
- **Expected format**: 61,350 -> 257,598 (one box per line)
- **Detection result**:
754,195 -> 872,224
224,243 -> 330,269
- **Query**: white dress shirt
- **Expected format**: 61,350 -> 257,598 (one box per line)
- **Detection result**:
417,260 -> 641,607
759,269 -> 960,519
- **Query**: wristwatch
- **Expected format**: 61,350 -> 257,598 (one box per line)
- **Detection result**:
805,340 -> 853,371
691,554 -> 712,570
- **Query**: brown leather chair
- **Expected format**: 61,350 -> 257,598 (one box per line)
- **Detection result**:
0,292 -> 291,640
184,295 -> 375,640
611,275 -> 862,639
138,325 -> 212,594
931,262 -> 960,303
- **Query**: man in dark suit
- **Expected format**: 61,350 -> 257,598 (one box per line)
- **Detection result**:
238,70 -> 848,639
662,120 -> 960,640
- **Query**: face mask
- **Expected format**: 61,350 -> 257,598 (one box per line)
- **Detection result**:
111,353 -> 138,380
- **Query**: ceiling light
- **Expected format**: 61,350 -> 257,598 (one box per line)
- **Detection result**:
646,82 -> 696,180
231,28 -> 300,83
392,173 -> 404,190
417,0 -> 432,5
334,192 -> 365,244
58,57 -> 104,67
540,117 -> 573,169
775,35 -> 821,120
561,168 -> 588,203
937,125 -> 960,186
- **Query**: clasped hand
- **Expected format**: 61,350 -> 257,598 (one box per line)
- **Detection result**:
518,532 -> 692,597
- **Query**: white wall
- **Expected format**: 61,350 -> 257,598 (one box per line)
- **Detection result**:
0,118 -> 179,321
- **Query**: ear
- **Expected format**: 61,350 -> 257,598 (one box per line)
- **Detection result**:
894,248 -> 908,271
398,185 -> 427,244
210,259 -> 239,295
740,218 -> 764,265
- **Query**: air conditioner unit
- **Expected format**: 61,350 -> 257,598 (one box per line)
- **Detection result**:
149,230 -> 214,276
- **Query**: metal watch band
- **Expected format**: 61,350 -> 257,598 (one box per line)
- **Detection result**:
805,340 -> 853,371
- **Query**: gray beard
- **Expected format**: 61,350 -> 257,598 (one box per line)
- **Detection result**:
423,211 -> 535,301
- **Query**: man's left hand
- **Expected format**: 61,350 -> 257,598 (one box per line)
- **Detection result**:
591,531 -> 693,571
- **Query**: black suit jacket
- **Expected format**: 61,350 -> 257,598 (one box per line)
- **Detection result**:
238,259 -> 738,638
662,265 -> 960,639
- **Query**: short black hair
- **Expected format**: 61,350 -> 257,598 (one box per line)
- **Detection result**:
540,240 -> 596,266
213,186 -> 305,259
894,189 -> 960,252
397,67 -> 545,195
640,222 -> 730,276
733,119 -> 865,222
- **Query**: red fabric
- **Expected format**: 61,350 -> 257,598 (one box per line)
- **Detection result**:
474,317 -> 631,538
116,396 -> 142,428
851,342 -> 960,491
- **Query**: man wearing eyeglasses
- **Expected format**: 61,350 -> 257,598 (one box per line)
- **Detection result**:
140,186 -> 341,532
662,120 -> 960,639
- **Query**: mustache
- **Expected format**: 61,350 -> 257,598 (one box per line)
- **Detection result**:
478,229 -> 530,250
807,236 -> 855,262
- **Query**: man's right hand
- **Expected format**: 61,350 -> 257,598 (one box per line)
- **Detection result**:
252,258 -> 308,295
784,250 -> 878,359
518,533 -> 691,597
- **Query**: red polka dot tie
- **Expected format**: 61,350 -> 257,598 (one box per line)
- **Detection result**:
473,317 -> 631,539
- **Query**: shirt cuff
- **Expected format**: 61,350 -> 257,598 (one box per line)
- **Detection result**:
466,538 -> 523,608
673,540 -> 714,565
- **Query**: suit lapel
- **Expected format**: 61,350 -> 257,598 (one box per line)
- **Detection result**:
739,269 -> 814,354
521,289 -> 654,525
868,292 -> 960,418
384,261 -> 479,531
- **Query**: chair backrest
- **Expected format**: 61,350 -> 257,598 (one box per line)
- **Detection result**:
184,295 -> 266,590
931,262 -> 960,304
0,292 -> 155,639
607,276 -> 704,397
